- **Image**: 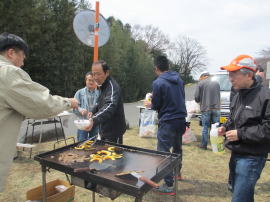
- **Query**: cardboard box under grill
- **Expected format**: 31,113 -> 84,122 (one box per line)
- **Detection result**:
26,179 -> 75,202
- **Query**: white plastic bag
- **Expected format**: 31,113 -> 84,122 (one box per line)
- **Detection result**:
182,127 -> 197,144
139,109 -> 157,137
185,100 -> 200,113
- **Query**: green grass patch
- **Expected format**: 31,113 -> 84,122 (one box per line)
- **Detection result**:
1,121 -> 270,201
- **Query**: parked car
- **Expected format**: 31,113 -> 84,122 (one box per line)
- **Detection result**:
211,70 -> 232,123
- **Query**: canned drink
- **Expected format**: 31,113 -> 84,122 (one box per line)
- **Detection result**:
145,93 -> 152,102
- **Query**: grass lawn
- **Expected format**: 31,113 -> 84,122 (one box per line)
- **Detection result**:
1,120 -> 270,202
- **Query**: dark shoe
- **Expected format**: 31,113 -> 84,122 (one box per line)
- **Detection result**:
13,156 -> 19,160
155,184 -> 175,195
197,145 -> 207,150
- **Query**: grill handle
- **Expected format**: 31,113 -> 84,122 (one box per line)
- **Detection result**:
74,167 -> 90,173
139,176 -> 159,188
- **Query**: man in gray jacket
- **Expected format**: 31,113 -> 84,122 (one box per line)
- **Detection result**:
195,71 -> 220,149
0,33 -> 78,192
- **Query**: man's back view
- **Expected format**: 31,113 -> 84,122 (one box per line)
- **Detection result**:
146,55 -> 187,194
195,71 -> 220,149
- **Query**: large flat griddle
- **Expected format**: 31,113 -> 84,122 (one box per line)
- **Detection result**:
34,140 -> 180,198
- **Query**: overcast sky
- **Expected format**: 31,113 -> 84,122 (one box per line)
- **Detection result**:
90,0 -> 270,74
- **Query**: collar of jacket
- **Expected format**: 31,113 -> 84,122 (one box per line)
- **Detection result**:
238,79 -> 261,95
0,55 -> 13,66
100,76 -> 111,90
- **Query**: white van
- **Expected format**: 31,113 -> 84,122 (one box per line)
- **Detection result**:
211,71 -> 232,123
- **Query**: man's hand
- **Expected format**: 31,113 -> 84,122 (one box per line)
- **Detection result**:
69,98 -> 78,109
144,101 -> 152,108
218,126 -> 226,136
87,112 -> 93,119
84,118 -> 94,131
225,130 -> 239,142
80,109 -> 88,116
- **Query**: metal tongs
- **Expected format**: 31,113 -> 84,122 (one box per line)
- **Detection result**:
77,132 -> 102,149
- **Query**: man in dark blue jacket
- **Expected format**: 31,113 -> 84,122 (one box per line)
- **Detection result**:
146,55 -> 187,194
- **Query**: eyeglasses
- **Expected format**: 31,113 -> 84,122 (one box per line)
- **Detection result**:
92,72 -> 103,76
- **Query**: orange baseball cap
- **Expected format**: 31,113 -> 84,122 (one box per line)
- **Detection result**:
221,55 -> 257,72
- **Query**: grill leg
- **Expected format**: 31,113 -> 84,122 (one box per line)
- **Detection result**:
54,118 -> 59,141
173,160 -> 180,202
31,124 -> 35,144
135,196 -> 143,202
42,165 -> 47,202
65,173 -> 71,184
37,121 -> 43,155
24,120 -> 30,144
29,148 -> 33,159
92,191 -> 95,202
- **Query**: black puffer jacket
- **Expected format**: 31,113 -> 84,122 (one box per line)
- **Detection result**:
224,80 -> 270,156
92,76 -> 126,139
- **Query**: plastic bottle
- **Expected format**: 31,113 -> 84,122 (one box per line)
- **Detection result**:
210,123 -> 225,154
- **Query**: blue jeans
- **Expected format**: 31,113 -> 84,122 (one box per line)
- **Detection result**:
77,125 -> 99,142
157,119 -> 186,187
201,110 -> 220,147
230,153 -> 267,202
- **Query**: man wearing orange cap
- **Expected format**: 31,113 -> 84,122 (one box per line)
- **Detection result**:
218,55 -> 270,202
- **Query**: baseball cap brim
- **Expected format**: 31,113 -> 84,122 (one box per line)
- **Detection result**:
220,64 -> 242,72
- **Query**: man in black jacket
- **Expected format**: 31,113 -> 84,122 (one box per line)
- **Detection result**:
218,55 -> 270,202
85,60 -> 126,143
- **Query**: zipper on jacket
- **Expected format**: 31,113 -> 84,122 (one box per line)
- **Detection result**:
233,94 -> 243,129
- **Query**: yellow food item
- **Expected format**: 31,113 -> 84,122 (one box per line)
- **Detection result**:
90,154 -> 95,158
89,148 -> 123,163
74,145 -> 85,150
97,150 -> 111,156
103,156 -> 115,160
90,157 -> 103,164
108,147 -> 115,151
113,154 -> 123,159
84,147 -> 95,151
85,140 -> 94,145
111,152 -> 123,158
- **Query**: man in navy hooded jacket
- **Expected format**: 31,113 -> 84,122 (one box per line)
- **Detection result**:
145,55 -> 187,194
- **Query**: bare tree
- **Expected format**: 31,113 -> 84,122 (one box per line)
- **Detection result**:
168,35 -> 207,81
256,47 -> 270,70
260,48 -> 270,58
131,24 -> 171,56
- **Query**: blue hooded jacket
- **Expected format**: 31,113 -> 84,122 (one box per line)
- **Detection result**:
151,71 -> 187,122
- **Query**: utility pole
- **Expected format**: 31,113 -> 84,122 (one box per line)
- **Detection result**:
93,1 -> 99,62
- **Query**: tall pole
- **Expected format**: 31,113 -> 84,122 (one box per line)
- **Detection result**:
93,1 -> 100,62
